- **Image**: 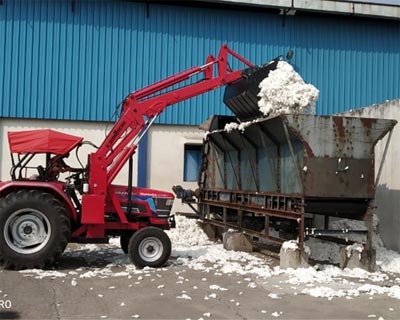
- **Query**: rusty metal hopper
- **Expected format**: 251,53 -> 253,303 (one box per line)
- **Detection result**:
195,113 -> 395,264
223,59 -> 279,121
200,114 -> 396,220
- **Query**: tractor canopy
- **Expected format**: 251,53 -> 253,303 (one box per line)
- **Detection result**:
8,129 -> 83,155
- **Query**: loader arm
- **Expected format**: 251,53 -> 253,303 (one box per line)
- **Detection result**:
96,44 -> 253,182
81,44 -> 254,232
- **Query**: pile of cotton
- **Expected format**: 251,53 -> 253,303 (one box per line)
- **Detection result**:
257,61 -> 319,117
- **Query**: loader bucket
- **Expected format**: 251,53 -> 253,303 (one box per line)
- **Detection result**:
223,58 -> 279,121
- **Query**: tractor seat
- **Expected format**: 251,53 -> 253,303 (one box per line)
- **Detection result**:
36,165 -> 46,181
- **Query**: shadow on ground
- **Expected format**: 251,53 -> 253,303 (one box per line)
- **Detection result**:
0,311 -> 20,319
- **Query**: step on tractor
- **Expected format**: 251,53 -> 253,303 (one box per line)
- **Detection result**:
0,45 -> 278,270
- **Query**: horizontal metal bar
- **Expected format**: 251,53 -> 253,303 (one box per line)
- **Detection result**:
203,219 -> 285,245
200,201 -> 303,220
308,235 -> 359,246
305,228 -> 368,236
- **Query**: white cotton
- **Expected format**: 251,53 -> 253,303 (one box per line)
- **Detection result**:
209,284 -> 228,291
16,212 -> 400,303
19,269 -> 67,279
224,122 -> 239,132
377,246 -> 400,274
346,243 -> 364,259
166,215 -> 211,247
281,240 -> 299,251
281,240 -> 310,255
257,61 -> 319,117
223,119 -> 260,134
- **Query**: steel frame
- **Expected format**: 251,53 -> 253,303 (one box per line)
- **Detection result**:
199,188 -> 305,247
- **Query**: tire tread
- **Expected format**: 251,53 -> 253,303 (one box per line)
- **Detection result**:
0,190 -> 70,270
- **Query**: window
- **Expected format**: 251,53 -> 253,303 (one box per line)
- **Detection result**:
183,144 -> 202,181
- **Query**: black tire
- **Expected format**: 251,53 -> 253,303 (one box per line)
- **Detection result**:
128,227 -> 171,268
120,236 -> 130,254
0,190 -> 70,270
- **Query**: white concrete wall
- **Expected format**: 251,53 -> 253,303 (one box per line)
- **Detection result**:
342,99 -> 400,252
0,118 -> 138,186
147,124 -> 204,214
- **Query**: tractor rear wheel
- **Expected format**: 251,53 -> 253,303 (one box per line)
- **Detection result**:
128,227 -> 171,268
0,190 -> 70,270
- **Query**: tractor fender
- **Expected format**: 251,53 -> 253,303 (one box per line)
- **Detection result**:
0,180 -> 78,222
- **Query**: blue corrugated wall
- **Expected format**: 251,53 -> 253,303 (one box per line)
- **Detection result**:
0,1 -> 399,125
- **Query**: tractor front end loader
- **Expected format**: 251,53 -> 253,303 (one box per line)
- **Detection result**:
0,44 -> 278,270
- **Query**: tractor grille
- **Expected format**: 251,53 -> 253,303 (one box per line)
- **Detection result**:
154,197 -> 174,218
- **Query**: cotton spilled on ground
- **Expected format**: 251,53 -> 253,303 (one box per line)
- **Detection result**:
16,215 -> 400,304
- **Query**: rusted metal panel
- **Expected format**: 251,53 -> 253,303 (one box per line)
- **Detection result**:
226,150 -> 239,190
280,142 -> 303,195
240,148 -> 258,191
211,145 -> 225,189
258,147 -> 279,192
303,157 -> 375,198
285,114 -> 396,159
305,200 -> 370,220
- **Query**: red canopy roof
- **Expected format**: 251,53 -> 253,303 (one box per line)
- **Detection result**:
8,129 -> 83,155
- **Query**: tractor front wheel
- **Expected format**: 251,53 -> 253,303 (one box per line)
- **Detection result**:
128,227 -> 171,268
0,190 -> 70,270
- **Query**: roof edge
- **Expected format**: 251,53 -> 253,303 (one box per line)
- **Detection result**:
197,0 -> 400,20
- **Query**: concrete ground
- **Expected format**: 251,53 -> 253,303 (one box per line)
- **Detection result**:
0,243 -> 399,320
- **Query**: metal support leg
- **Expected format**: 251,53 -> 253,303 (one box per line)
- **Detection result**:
223,207 -> 228,232
324,215 -> 330,230
204,204 -> 211,220
365,208 -> 373,251
238,210 -> 243,230
298,199 -> 305,252
264,215 -> 270,239
363,202 -> 376,272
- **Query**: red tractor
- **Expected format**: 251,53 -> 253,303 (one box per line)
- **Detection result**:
1,129 -> 175,269
0,45 -> 275,270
